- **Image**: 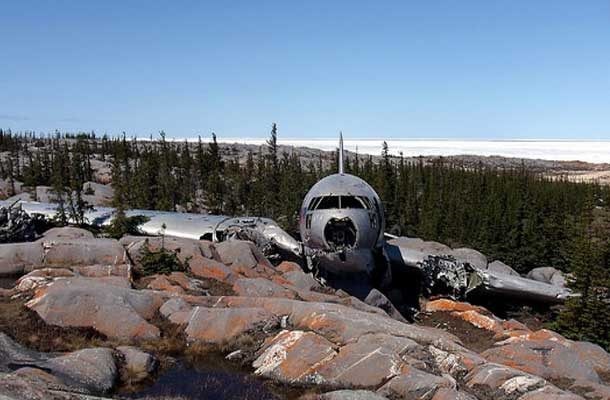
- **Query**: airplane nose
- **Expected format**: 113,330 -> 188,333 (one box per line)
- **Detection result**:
324,217 -> 357,250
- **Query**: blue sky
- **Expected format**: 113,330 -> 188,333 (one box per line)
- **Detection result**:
1,1 -> 609,139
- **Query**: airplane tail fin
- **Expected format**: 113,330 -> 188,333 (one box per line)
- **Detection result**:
339,132 -> 344,175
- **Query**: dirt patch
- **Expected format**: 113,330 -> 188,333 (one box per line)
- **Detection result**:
133,275 -> 235,297
418,311 -> 496,353
0,296 -> 109,352
200,277 -> 235,296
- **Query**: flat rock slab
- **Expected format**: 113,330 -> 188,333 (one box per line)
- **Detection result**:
233,277 -> 296,299
519,385 -> 585,400
185,306 -> 276,344
431,388 -> 478,400
254,330 -> 337,385
482,339 -> 600,383
0,333 -> 48,371
26,278 -> 162,340
319,390 -> 389,400
0,242 -> 44,276
281,270 -> 321,291
42,238 -> 127,267
376,366 -> 453,399
42,347 -> 118,394
315,335 -> 410,388
41,227 -> 95,241
189,256 -> 236,283
464,363 -> 547,398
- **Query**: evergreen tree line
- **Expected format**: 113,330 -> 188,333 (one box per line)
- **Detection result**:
1,127 -> 609,349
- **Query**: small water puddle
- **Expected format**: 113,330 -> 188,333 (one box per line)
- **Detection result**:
0,276 -> 18,289
124,354 -> 308,400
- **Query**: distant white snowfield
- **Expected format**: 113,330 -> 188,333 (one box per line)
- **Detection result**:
218,139 -> 610,164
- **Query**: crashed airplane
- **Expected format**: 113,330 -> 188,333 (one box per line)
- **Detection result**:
0,134 -> 571,310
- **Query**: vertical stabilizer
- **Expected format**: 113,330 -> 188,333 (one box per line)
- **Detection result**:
338,132 -> 344,175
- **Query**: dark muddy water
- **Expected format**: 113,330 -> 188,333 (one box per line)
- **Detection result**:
0,276 -> 17,289
124,354 -> 307,400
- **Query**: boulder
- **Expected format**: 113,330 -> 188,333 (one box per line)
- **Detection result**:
276,261 -> 302,274
282,270 -> 321,291
253,330 -> 337,385
527,267 -> 567,287
315,334 -> 418,388
190,256 -> 236,284
0,371 -> 59,400
482,340 -> 600,383
570,341 -> 610,376
125,236 -> 207,267
487,260 -> 520,276
0,242 -> 44,276
427,345 -> 486,379
319,390 -> 388,400
570,380 -> 610,400
14,268 -> 74,292
424,299 -> 487,314
376,367 -> 453,399
184,306 -> 276,345
26,278 -> 162,339
214,240 -> 275,276
216,296 -> 460,347
42,347 -> 118,394
0,332 -> 46,370
41,238 -> 127,267
364,288 -> 407,322
233,277 -> 296,299
519,385 -> 585,400
451,248 -> 488,270
431,388 -> 477,400
159,297 -> 192,319
72,264 -> 131,279
215,240 -> 259,269
451,310 -> 504,334
464,363 -> 547,398
41,227 -> 94,241
116,346 -> 157,382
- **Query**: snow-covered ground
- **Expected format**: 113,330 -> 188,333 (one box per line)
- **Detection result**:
218,139 -> 610,163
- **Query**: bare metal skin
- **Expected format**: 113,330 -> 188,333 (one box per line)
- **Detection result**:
1,134 -> 572,305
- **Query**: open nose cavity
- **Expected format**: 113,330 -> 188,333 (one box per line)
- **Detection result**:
324,217 -> 357,250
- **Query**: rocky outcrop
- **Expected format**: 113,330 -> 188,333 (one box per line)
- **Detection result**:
0,228 -> 129,277
0,333 -> 118,395
26,278 -> 163,339
487,260 -> 520,276
1,233 -> 608,400
527,267 -> 568,287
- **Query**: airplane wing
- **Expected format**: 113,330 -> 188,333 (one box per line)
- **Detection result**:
3,201 -> 302,258
385,238 -> 572,304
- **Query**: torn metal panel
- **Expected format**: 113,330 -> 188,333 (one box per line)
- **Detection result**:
477,270 -> 572,303
387,240 -> 573,304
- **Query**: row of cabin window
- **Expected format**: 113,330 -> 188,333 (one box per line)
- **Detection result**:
308,196 -> 371,210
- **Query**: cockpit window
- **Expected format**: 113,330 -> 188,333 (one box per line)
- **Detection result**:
308,196 -> 371,210
317,196 -> 340,209
341,196 -> 367,209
